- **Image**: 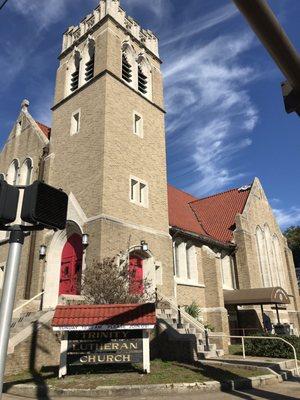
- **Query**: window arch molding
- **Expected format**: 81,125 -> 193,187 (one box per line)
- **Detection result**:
7,159 -> 19,186
19,158 -> 33,186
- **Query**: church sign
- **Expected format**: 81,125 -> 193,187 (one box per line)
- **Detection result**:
67,330 -> 143,366
52,303 -> 156,377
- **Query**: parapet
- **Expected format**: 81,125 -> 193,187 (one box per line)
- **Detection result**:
62,0 -> 159,58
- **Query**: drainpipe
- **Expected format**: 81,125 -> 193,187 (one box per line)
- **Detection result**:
24,145 -> 49,300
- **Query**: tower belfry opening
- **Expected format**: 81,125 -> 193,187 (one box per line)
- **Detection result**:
122,55 -> 132,83
138,67 -> 147,94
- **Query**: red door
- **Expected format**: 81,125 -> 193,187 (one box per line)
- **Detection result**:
129,257 -> 144,294
59,234 -> 83,296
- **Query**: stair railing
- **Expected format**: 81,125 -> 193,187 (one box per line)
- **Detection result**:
13,291 -> 44,314
156,290 -> 206,334
209,332 -> 299,376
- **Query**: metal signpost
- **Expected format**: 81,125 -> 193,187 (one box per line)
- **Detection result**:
0,180 -> 68,398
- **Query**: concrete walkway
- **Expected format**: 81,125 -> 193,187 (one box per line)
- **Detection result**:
2,381 -> 300,399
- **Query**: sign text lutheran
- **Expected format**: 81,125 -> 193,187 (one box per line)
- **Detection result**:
67,330 -> 143,366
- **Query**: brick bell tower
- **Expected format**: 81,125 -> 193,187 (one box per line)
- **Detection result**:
44,0 -> 174,307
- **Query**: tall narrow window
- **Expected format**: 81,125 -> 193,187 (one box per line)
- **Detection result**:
122,54 -> 132,83
16,120 -> 22,136
130,179 -> 138,202
70,110 -> 81,135
138,66 -> 147,94
71,52 -> 81,92
133,113 -> 143,137
85,41 -> 95,82
273,235 -> 286,288
186,244 -> 198,282
256,226 -> 271,287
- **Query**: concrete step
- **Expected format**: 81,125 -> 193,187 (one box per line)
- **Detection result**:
197,350 -> 218,359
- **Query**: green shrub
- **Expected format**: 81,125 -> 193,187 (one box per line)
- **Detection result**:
185,301 -> 201,319
244,334 -> 300,359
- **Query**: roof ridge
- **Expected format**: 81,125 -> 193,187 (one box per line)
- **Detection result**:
189,185 -> 251,204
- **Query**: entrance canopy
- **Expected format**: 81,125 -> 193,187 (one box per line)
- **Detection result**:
224,287 -> 290,306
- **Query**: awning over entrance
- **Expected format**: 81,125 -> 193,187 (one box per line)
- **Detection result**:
224,287 -> 290,306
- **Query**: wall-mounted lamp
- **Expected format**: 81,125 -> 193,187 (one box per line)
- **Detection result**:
82,233 -> 89,247
39,244 -> 47,258
141,240 -> 148,252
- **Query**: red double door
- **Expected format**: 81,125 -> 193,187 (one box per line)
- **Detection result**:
129,256 -> 144,294
59,234 -> 83,296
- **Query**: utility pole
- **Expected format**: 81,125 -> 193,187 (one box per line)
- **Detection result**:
232,0 -> 300,116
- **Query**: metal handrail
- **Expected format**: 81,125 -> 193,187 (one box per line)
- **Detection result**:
13,291 -> 44,314
157,290 -> 206,333
209,333 -> 299,376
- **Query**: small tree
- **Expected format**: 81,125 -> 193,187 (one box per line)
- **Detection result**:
284,226 -> 300,268
82,254 -> 153,304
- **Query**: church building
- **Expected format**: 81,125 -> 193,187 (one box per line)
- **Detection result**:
0,0 -> 299,367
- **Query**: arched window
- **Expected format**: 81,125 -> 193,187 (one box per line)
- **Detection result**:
174,240 -> 187,279
186,244 -> 198,282
7,160 -> 19,186
273,235 -> 286,288
264,224 -> 277,286
256,226 -> 271,287
70,50 -> 81,92
85,38 -> 95,82
19,158 -> 33,186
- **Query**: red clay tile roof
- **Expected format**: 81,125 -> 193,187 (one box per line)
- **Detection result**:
52,303 -> 156,328
168,184 -> 251,243
35,121 -> 51,139
168,185 -> 206,236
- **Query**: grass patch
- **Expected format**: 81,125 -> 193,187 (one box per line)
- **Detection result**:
4,360 -> 268,390
229,344 -> 243,356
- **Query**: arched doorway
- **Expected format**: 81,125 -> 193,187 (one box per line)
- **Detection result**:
129,255 -> 144,294
59,234 -> 83,295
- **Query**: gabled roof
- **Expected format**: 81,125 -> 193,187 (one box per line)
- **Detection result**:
35,121 -> 51,139
168,184 -> 251,244
52,303 -> 156,329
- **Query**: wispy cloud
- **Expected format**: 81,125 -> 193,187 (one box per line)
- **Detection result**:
123,0 -> 171,19
9,0 -> 74,30
161,3 -> 238,47
164,27 -> 259,195
273,207 -> 300,228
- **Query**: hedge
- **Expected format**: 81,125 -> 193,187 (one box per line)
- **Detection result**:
244,334 -> 300,359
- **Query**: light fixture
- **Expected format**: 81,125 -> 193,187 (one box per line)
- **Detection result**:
82,233 -> 89,246
141,240 -> 148,252
39,244 -> 47,257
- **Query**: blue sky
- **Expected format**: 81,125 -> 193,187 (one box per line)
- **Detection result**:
0,0 -> 299,228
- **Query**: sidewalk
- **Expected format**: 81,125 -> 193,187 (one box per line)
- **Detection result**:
3,381 -> 300,399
